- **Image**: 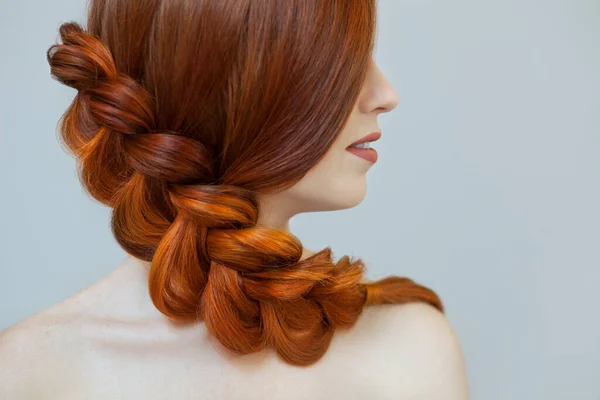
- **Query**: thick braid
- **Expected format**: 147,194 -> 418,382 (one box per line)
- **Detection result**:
156,184 -> 443,366
47,22 -> 215,261
47,21 -> 444,367
165,183 -> 369,364
46,23 -> 130,205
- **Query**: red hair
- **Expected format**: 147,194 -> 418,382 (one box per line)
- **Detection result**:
47,0 -> 442,366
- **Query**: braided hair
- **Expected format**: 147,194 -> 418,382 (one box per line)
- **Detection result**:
47,17 -> 441,367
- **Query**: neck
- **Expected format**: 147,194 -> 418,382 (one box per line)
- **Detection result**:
255,196 -> 315,260
255,206 -> 292,233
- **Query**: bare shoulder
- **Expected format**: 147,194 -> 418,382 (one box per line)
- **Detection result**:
355,302 -> 470,400
0,259 -> 138,398
0,303 -> 90,398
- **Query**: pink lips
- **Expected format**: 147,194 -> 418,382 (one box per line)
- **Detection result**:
346,132 -> 381,164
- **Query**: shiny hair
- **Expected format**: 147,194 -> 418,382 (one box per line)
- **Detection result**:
46,0 -> 442,366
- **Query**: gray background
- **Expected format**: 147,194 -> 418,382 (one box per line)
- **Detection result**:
1,0 -> 598,399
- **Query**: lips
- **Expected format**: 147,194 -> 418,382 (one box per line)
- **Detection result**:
345,131 -> 381,164
348,132 -> 381,147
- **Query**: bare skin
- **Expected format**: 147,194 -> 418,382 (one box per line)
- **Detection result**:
0,253 -> 469,399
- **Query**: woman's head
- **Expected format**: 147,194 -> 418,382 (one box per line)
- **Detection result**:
47,0 -> 438,366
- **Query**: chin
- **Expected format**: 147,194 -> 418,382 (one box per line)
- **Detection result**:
342,192 -> 367,209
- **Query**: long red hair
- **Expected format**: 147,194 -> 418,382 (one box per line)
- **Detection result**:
47,0 -> 442,366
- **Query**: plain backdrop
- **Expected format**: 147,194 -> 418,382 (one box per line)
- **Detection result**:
1,1 -> 598,399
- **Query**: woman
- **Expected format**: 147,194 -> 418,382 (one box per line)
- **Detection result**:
0,0 -> 469,398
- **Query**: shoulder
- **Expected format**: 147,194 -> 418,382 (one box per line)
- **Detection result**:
359,302 -> 470,400
0,261 -> 135,398
0,257 -> 167,398
0,306 -> 89,398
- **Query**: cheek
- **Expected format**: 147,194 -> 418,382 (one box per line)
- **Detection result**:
329,147 -> 370,207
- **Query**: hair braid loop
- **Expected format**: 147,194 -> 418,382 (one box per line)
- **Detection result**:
124,133 -> 214,183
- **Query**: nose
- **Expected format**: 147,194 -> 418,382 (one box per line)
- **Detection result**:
364,60 -> 399,114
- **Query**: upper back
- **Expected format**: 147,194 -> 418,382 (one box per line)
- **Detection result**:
0,257 -> 469,399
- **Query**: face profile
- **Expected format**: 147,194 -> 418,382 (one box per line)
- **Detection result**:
257,59 -> 400,228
